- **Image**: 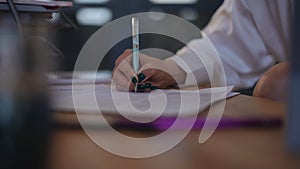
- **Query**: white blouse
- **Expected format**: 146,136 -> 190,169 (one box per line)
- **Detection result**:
169,0 -> 293,90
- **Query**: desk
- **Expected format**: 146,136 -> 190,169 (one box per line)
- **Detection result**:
47,95 -> 300,169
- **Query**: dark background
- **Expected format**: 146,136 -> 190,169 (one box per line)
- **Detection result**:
53,0 -> 223,71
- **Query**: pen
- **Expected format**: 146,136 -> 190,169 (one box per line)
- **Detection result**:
132,17 -> 139,92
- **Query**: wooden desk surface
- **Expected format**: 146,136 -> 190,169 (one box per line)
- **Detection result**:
47,95 -> 300,169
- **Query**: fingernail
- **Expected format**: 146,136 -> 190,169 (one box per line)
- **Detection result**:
131,76 -> 138,84
150,86 -> 159,90
137,84 -> 145,90
137,73 -> 146,82
145,83 -> 152,88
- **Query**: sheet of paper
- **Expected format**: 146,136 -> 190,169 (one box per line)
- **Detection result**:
47,71 -> 111,85
50,84 -> 238,120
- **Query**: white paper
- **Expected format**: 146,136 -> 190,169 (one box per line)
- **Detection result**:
50,84 -> 239,120
47,71 -> 111,85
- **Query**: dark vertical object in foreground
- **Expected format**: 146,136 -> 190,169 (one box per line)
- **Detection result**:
287,0 -> 300,154
0,16 -> 52,169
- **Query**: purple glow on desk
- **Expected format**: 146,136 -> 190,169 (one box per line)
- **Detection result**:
114,117 -> 282,131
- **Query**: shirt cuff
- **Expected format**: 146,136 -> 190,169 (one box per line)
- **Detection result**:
167,33 -> 223,87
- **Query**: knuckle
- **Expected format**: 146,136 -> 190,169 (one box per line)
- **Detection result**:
124,49 -> 132,53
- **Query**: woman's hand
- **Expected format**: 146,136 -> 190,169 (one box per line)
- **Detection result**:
253,62 -> 289,102
112,49 -> 186,92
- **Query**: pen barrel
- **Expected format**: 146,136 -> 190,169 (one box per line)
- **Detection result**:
132,17 -> 139,72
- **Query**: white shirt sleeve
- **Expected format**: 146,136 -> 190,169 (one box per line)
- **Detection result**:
168,0 -> 291,90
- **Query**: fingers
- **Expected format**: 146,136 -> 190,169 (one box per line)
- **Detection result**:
137,68 -> 160,83
134,69 -> 176,92
113,49 -> 177,92
138,61 -> 177,86
113,50 -> 131,76
112,69 -> 134,91
115,49 -> 132,66
116,58 -> 136,80
113,49 -> 136,83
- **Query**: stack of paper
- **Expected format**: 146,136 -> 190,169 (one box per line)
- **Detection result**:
50,84 -> 238,121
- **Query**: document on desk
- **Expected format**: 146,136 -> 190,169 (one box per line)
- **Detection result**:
47,71 -> 111,85
50,84 -> 238,119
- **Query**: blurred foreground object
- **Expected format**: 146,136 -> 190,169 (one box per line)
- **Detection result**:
0,10 -> 52,169
287,1 -> 300,154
